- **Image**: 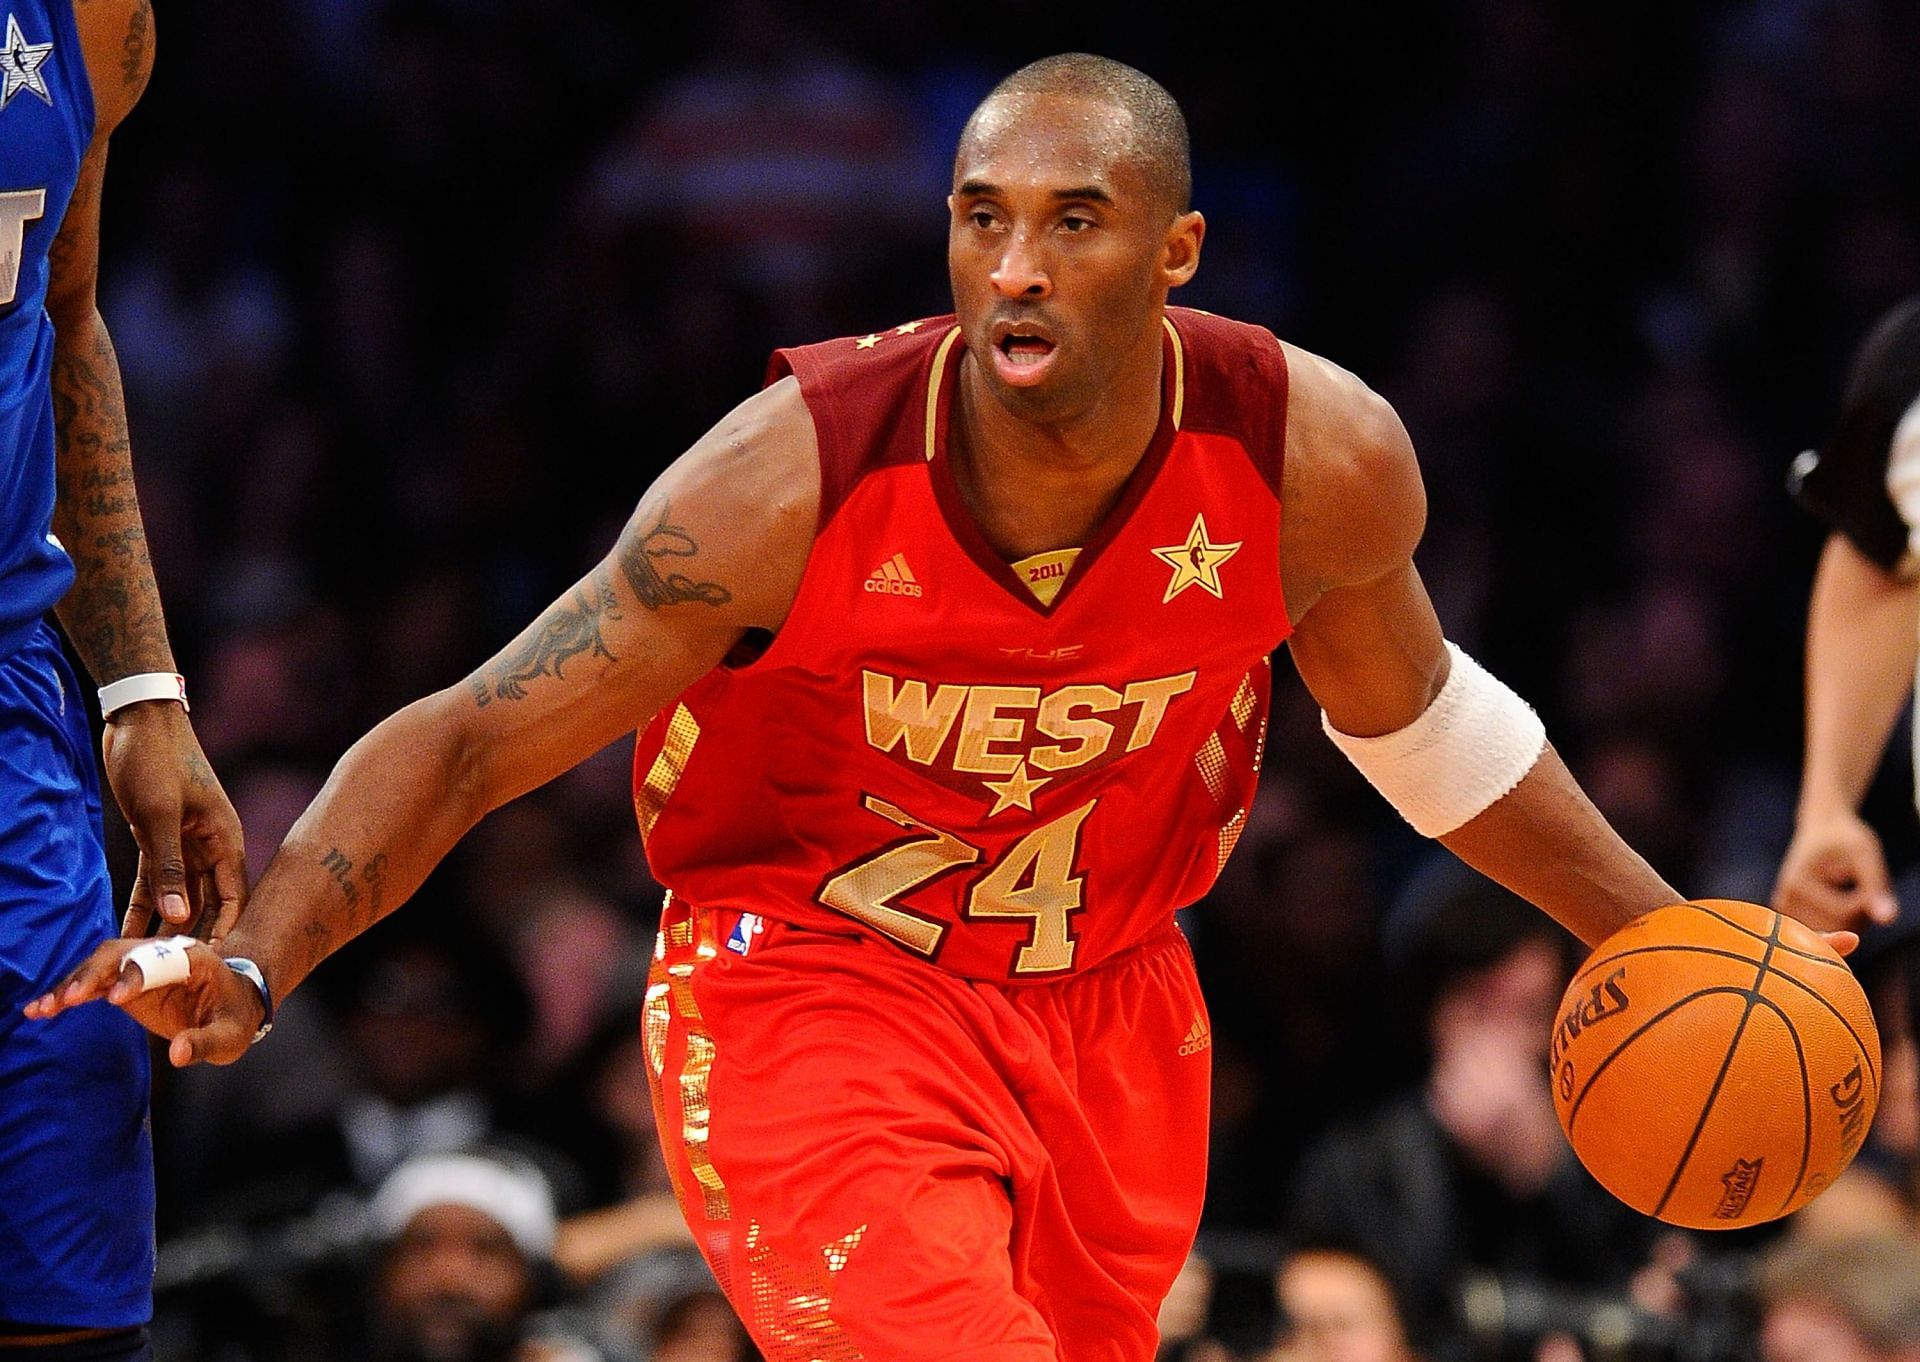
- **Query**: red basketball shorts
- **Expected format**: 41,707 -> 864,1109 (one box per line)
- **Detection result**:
643,896 -> 1212,1362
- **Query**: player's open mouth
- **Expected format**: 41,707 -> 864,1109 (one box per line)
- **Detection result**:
991,326 -> 1059,387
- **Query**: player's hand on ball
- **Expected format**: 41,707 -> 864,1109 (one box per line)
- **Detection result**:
1774,809 -> 1898,932
22,937 -> 262,1067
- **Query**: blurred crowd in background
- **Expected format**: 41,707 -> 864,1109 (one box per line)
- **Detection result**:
74,0 -> 1920,1359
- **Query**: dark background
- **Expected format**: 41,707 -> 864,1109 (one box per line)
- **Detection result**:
92,2 -> 1920,1358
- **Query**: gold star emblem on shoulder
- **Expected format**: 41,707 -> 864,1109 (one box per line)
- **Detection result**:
983,762 -> 1052,816
894,320 -> 924,335
855,333 -> 882,350
1152,513 -> 1242,602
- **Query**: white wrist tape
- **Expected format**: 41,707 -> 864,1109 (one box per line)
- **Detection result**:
1321,641 -> 1546,837
98,672 -> 188,718
124,938 -> 195,992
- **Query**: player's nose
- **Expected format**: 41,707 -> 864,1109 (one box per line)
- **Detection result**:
990,231 -> 1051,300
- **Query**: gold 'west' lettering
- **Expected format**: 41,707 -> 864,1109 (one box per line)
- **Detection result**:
953,685 -> 1041,775
1123,672 -> 1197,750
861,670 -> 1198,773
863,670 -> 968,765
1030,685 -> 1122,772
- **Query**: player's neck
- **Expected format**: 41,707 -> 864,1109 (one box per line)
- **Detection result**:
950,345 -> 1164,560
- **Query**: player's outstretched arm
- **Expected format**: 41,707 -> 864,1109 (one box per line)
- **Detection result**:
45,1 -> 247,938
1278,347 -> 1681,948
28,378 -> 821,1064
1773,530 -> 1915,929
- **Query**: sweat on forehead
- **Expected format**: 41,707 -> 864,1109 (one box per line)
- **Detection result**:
955,53 -> 1192,213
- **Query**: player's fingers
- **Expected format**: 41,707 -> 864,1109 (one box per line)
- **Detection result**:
1851,872 -> 1899,926
1823,930 -> 1861,959
120,854 -> 156,939
168,1017 -> 248,1068
205,851 -> 249,943
22,941 -> 139,1017
128,809 -> 191,928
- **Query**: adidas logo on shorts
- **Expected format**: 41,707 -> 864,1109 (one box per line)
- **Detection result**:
864,552 -> 923,597
1178,1015 -> 1211,1056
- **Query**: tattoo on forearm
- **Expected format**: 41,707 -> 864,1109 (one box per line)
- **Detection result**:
304,846 -> 390,977
619,499 -> 733,609
50,321 -> 173,680
476,568 -> 621,705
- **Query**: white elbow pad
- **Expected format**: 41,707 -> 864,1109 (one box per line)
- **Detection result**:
1321,641 -> 1547,837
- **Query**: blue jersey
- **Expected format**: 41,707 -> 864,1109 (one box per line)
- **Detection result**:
0,3 -> 150,1329
0,0 -> 92,656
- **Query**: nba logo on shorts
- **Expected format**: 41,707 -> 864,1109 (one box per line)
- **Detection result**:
726,912 -> 764,957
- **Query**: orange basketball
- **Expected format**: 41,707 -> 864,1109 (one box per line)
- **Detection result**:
1550,899 -> 1881,1230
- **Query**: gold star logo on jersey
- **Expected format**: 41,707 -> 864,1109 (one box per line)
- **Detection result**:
983,762 -> 1052,816
1,13 -> 55,112
1152,513 -> 1241,603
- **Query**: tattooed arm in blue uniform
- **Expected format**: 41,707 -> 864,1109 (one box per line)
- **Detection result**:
48,0 -> 244,938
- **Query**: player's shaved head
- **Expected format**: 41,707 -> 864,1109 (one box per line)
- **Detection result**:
958,54 -> 1192,217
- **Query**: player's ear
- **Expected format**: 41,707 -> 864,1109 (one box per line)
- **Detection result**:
1162,211 -> 1204,289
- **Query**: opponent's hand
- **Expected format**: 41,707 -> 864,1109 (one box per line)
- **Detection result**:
22,937 -> 262,1067
1773,809 -> 1899,933
101,701 -> 247,939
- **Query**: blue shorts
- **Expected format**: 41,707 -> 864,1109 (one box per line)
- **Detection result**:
0,622 -> 152,1327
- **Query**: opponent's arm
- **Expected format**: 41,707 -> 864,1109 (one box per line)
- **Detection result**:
1279,348 -> 1679,948
45,0 -> 246,937
1773,531 -> 1916,928
30,378 -> 821,1063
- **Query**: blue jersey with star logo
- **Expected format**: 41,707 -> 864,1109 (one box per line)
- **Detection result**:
0,0 -> 92,656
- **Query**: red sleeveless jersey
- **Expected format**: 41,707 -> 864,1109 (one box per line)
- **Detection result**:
632,307 -> 1293,982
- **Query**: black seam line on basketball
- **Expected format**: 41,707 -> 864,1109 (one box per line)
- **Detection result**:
1567,943 -> 1880,1088
1774,992 -> 1813,1219
1651,911 -> 1782,1221
1682,903 -> 1846,969
1566,986 -> 1754,1131
1575,923 -> 1843,979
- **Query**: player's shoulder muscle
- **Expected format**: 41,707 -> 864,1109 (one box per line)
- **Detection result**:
619,374 -> 821,635
1278,342 -> 1426,613
69,0 -> 153,135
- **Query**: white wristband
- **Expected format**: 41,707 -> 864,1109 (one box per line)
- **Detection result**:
124,938 -> 196,992
98,672 -> 188,718
1322,641 -> 1547,837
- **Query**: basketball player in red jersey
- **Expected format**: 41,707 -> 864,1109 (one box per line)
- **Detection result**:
34,54 -> 1831,1361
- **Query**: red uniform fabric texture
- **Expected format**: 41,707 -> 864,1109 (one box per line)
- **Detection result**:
635,307 -> 1292,1358
647,899 -> 1213,1362
634,307 -> 1292,984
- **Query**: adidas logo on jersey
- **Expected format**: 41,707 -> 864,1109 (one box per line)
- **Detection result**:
1178,1015 -> 1212,1056
864,552 -> 923,598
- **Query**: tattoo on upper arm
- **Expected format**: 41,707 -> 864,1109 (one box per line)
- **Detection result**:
619,499 -> 733,609
121,0 -> 151,90
474,567 -> 622,706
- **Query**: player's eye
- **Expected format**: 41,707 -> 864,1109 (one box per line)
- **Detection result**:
969,210 -> 998,230
1059,216 -> 1095,234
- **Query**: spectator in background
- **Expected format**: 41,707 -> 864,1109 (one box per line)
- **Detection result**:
1156,1251 -> 1231,1362
367,1150 -> 602,1362
578,1248 -> 746,1362
1268,1247 -> 1422,1362
1287,871 -> 1655,1360
1776,294 -> 1920,933
171,923 -> 542,1234
1756,1233 -> 1920,1362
